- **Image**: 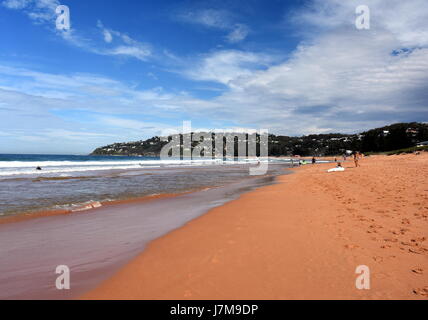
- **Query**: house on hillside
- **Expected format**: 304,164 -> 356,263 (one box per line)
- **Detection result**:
417,141 -> 428,147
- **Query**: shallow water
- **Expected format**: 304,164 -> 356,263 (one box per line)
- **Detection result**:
0,154 -> 294,216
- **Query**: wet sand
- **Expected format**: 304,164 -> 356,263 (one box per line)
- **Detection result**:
83,154 -> 428,300
0,193 -> 185,226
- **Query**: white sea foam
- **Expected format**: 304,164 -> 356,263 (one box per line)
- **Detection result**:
0,159 -> 217,168
0,158 -> 265,177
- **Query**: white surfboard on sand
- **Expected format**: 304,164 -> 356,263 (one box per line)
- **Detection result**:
328,167 -> 345,173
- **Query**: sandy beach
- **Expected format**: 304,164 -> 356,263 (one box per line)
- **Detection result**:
83,153 -> 428,300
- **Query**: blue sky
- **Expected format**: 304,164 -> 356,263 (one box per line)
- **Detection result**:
0,0 -> 427,154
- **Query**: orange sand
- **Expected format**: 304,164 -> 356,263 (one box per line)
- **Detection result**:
83,154 -> 428,300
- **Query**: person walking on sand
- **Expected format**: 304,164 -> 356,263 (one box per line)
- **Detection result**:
353,152 -> 360,167
312,157 -> 316,165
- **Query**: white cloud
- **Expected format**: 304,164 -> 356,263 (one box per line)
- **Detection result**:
183,50 -> 274,85
99,117 -> 181,136
96,20 -> 112,44
226,24 -> 250,43
179,9 -> 231,29
177,0 -> 428,134
178,8 -> 250,43
91,21 -> 153,61
103,30 -> 113,43
2,0 -> 59,23
105,45 -> 151,61
2,3 -> 153,62
2,0 -> 31,9
43,128 -> 116,141
293,0 -> 428,47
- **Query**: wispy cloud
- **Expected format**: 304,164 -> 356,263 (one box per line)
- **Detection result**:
2,0 -> 59,23
179,8 -> 231,29
2,1 -> 153,62
182,50 -> 276,86
292,0 -> 428,47
177,8 -> 250,43
95,21 -> 152,61
170,0 -> 428,134
225,23 -> 250,43
3,0 -> 30,9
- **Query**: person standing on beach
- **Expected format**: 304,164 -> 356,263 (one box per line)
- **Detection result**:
354,152 -> 360,167
312,157 -> 316,165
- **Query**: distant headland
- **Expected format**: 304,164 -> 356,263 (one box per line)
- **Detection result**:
91,122 -> 428,157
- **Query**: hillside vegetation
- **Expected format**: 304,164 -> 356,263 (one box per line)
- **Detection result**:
91,122 -> 428,157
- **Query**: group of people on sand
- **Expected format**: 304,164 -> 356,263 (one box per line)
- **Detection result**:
333,151 -> 363,170
292,152 -> 363,169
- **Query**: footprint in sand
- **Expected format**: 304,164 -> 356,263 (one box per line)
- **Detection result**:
401,218 -> 411,225
411,268 -> 424,275
400,228 -> 410,235
368,224 -> 383,233
408,247 -> 428,255
412,287 -> 428,297
390,227 -> 409,235
183,290 -> 193,298
344,244 -> 359,249
401,241 -> 418,247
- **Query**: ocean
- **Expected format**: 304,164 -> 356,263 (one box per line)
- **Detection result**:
0,154 -> 293,217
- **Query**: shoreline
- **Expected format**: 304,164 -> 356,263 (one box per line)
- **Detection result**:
0,192 -> 191,226
0,173 -> 282,299
82,154 -> 428,300
0,162 -> 290,226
